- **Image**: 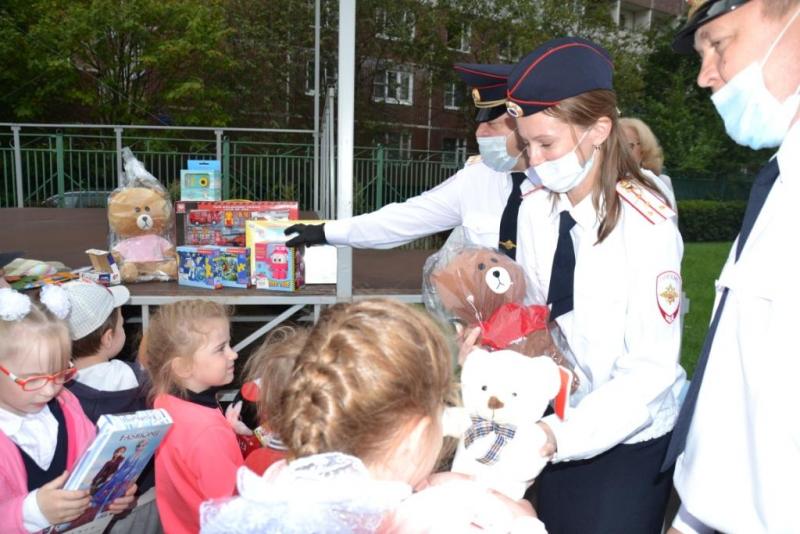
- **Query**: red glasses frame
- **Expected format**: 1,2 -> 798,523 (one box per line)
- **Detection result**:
0,362 -> 77,392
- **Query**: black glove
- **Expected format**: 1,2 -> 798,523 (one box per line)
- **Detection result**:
284,223 -> 327,247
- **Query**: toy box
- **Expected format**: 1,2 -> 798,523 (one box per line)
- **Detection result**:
177,246 -> 222,289
260,219 -> 337,284
213,246 -> 251,288
180,160 -> 221,201
80,249 -> 122,286
174,200 -> 299,247
245,221 -> 304,291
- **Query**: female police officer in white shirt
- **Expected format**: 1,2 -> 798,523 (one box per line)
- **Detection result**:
508,37 -> 686,533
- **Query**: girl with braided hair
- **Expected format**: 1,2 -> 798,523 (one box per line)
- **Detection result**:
200,298 -> 542,533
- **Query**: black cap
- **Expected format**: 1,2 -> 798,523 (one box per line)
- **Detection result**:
454,63 -> 514,123
506,37 -> 614,118
673,0 -> 750,55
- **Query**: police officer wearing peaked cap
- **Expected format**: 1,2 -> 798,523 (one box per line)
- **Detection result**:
507,36 -> 684,533
661,1 -> 800,532
284,63 -> 535,260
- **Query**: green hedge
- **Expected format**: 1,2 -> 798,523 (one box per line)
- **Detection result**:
678,200 -> 746,242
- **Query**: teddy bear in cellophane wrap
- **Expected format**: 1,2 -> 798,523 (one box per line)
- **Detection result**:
422,235 -> 578,391
107,148 -> 178,283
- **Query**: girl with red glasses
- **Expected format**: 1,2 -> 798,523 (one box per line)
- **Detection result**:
0,287 -> 135,533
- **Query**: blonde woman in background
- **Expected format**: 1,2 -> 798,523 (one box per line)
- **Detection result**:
621,117 -> 677,208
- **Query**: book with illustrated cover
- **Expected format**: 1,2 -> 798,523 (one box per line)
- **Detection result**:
52,409 -> 173,533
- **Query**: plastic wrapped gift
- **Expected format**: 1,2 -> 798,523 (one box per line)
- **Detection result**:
107,148 -> 177,283
422,228 -> 579,390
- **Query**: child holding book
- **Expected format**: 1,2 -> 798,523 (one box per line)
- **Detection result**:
141,300 -> 243,534
240,325 -> 309,476
0,287 -> 136,533
200,299 -> 543,533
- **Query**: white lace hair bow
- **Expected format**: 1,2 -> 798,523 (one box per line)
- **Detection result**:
0,286 -> 71,321
199,452 -> 412,534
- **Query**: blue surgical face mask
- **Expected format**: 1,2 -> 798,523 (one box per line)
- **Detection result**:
530,129 -> 595,193
711,7 -> 800,150
477,130 -> 523,172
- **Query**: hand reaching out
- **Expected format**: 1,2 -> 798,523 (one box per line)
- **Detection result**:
225,400 -> 253,436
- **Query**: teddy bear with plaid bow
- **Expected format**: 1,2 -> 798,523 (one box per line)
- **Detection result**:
442,347 -> 570,500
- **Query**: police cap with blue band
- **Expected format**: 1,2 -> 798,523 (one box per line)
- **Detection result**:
505,37 -> 614,118
672,0 -> 750,55
454,63 -> 514,123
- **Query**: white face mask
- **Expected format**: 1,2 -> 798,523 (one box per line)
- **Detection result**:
477,130 -> 522,172
530,129 -> 595,193
711,7 -> 800,150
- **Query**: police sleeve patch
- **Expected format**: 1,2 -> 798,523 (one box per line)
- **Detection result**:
656,271 -> 681,324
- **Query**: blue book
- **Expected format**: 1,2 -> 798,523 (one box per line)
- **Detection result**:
52,409 -> 172,532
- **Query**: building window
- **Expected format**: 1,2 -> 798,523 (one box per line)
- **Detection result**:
618,2 -> 652,30
373,67 -> 414,106
377,132 -> 412,160
446,22 -> 471,52
375,8 -> 415,40
498,37 -> 520,62
442,137 -> 466,164
305,59 -> 316,95
443,82 -> 465,110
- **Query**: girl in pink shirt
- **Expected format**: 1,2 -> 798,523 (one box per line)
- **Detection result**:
140,300 -> 242,534
0,287 -> 135,534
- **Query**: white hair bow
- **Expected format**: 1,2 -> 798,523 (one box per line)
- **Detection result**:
0,285 -> 71,321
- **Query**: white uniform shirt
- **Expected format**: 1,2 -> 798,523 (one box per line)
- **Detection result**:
0,405 -> 59,532
75,360 -> 138,391
324,160 -> 536,249
672,122 -> 800,534
517,188 -> 686,462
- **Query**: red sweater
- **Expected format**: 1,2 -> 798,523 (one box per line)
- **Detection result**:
153,394 -> 243,534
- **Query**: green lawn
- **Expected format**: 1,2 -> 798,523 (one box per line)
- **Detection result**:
680,242 -> 731,376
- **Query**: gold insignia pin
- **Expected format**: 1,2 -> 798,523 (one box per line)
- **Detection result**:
500,239 -> 516,250
660,284 -> 678,305
506,101 -> 523,118
472,88 -> 481,104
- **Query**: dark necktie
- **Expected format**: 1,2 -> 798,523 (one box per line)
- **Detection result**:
661,157 -> 780,472
498,172 -> 527,260
547,210 -> 577,322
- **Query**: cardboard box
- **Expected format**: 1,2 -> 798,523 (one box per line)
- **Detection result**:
81,249 -> 121,286
213,246 -> 251,288
177,246 -> 222,289
245,221 -> 304,291
253,219 -> 337,284
174,200 -> 299,247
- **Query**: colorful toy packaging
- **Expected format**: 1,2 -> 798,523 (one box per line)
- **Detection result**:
245,221 -> 304,291
177,246 -> 222,289
214,246 -> 251,288
80,249 -> 122,286
174,200 -> 299,247
180,160 -> 221,201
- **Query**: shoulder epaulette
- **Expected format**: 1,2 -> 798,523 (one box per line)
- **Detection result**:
464,155 -> 482,167
616,179 -> 675,224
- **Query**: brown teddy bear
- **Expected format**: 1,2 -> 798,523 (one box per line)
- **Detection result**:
424,246 -> 578,389
109,186 -> 177,282
108,149 -> 177,283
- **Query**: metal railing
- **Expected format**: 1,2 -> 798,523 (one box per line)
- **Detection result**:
0,124 -> 467,249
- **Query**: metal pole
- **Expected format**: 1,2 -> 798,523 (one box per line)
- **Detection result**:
12,126 -> 23,207
56,134 -> 65,208
115,127 -> 124,186
215,129 -> 223,163
336,0 -> 355,301
376,145 -> 384,209
313,0 -> 321,214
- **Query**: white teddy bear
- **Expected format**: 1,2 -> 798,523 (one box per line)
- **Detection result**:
443,348 -> 569,500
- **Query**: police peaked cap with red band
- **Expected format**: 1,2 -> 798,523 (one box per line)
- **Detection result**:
454,63 -> 514,123
672,0 -> 750,55
506,37 -> 614,118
